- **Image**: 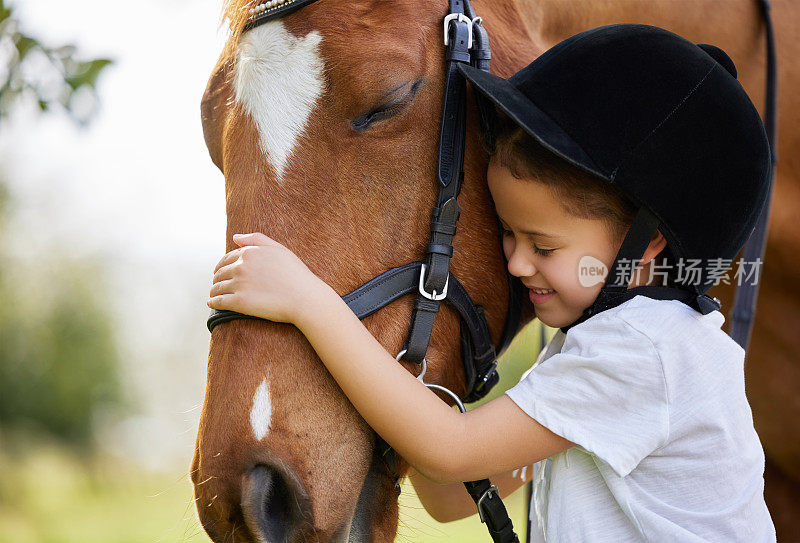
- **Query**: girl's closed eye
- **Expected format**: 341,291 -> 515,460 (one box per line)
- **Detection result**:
500,227 -> 557,257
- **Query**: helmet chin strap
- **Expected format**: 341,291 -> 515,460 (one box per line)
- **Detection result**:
560,207 -> 721,334
575,206 -> 660,320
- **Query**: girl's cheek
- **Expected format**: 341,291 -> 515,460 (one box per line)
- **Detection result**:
546,256 -> 581,297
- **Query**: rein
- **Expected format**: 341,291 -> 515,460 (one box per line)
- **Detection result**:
730,0 -> 778,353
207,1 -> 522,541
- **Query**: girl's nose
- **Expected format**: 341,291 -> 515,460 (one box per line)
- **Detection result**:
506,245 -> 537,279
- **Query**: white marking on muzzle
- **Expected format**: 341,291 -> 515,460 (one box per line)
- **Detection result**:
234,21 -> 325,184
250,377 -> 273,441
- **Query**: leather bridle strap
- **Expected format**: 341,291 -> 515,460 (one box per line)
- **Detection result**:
464,479 -> 519,543
399,0 -> 473,365
399,0 -> 505,376
730,0 -> 778,353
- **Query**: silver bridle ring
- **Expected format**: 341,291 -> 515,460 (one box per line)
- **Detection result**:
396,349 -> 428,382
396,349 -> 466,413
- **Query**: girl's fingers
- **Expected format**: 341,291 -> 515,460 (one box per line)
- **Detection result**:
233,232 -> 274,246
209,279 -> 235,298
207,293 -> 236,310
214,249 -> 241,273
212,262 -> 238,284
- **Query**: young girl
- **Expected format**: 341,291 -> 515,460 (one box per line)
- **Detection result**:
207,24 -> 775,541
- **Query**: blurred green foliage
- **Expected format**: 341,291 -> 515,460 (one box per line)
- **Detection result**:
0,0 -> 112,124
0,264 -> 124,444
0,182 -> 125,445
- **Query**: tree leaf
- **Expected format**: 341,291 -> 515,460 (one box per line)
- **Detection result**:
65,58 -> 112,90
0,1 -> 11,24
14,35 -> 37,60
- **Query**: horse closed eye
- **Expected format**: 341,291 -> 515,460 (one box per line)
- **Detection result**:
351,79 -> 424,132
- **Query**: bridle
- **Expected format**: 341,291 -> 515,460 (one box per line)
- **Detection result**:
206,0 -> 522,541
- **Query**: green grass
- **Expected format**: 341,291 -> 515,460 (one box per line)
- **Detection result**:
0,442 -> 206,543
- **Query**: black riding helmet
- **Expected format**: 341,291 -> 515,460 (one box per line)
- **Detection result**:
459,23 -> 771,331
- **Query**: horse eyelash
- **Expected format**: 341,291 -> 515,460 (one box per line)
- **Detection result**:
351,80 -> 424,132
353,101 -> 410,130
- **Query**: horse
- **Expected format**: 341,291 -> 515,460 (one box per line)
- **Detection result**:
193,1 -> 800,541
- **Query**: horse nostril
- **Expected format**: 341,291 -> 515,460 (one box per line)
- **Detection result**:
242,463 -> 312,541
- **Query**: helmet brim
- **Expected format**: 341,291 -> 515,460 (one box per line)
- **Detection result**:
458,63 -> 606,181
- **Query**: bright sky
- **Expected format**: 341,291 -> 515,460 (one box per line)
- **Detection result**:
1,0 -> 231,470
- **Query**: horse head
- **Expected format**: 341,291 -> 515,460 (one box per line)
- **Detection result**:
193,1 -> 535,541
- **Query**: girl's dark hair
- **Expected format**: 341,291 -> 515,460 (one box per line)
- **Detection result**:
486,112 -> 636,242
486,111 -> 681,287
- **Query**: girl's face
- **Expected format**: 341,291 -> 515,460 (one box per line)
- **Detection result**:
487,158 -> 623,329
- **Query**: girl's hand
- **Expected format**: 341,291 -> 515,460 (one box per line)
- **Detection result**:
207,232 -> 329,325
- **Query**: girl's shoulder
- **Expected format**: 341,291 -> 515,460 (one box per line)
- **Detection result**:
592,295 -> 728,341
594,296 -> 743,382
569,294 -> 741,368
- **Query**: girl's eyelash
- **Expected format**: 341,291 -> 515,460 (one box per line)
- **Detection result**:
500,228 -> 556,256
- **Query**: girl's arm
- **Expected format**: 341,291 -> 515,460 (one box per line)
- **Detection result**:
409,465 -> 532,523
208,233 -> 573,484
295,287 -> 573,484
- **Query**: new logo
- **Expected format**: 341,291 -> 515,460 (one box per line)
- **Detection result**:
578,256 -> 608,287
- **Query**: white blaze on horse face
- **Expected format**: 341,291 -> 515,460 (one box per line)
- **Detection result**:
234,21 -> 325,184
250,377 -> 273,441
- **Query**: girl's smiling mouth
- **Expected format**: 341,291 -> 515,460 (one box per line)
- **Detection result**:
530,287 -> 555,294
529,288 -> 556,304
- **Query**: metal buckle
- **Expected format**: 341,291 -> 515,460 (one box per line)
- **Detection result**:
477,361 -> 498,387
477,484 -> 498,523
419,263 -> 449,301
443,13 -> 473,50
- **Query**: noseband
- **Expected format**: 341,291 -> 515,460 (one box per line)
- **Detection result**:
207,1 -> 522,541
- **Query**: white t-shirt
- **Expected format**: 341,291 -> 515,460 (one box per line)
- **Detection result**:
505,295 -> 775,543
